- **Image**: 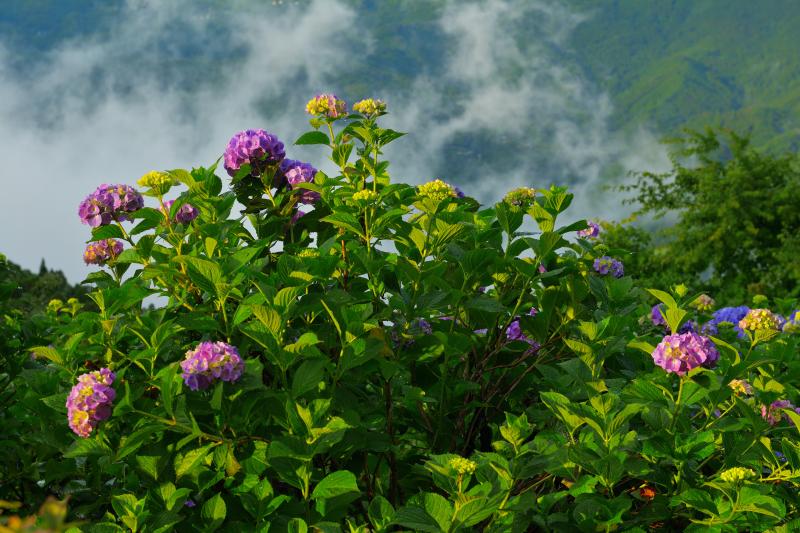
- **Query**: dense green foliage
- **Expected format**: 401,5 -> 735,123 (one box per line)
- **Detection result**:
608,129 -> 800,304
2,110 -> 800,532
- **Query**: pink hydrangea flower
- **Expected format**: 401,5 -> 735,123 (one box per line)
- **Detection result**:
180,341 -> 244,391
651,332 -> 719,375
66,368 -> 116,438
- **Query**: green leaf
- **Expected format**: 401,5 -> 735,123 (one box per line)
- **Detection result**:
291,359 -> 326,398
368,496 -> 395,531
30,345 -> 64,366
321,212 -> 364,238
64,437 -> 112,458
287,518 -> 308,533
201,493 -> 227,531
311,470 -> 359,500
294,131 -> 331,145
393,493 -> 453,533
175,444 -> 215,480
174,256 -> 223,295
647,289 -> 678,309
91,224 -> 124,240
736,486 -> 785,519
117,426 -> 160,461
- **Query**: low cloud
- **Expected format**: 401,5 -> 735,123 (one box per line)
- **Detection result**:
0,0 -> 669,282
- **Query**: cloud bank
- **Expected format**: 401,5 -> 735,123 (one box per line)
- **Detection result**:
0,0 -> 668,282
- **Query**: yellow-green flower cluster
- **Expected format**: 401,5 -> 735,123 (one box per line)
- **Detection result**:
418,179 -> 457,202
720,467 -> 755,483
305,94 -> 347,118
137,170 -> 176,195
297,248 -> 320,258
503,187 -> 537,208
449,457 -> 477,475
691,294 -> 715,312
353,98 -> 386,116
352,189 -> 380,204
728,379 -> 752,395
738,308 -> 782,332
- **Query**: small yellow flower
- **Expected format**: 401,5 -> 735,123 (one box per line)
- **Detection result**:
352,189 -> 380,203
353,98 -> 387,116
503,187 -> 537,208
738,308 -> 781,332
47,299 -> 64,313
728,379 -> 753,395
306,94 -> 347,118
719,467 -> 755,483
449,456 -> 477,475
137,170 -> 176,195
297,248 -> 320,258
418,179 -> 457,202
691,294 -> 715,312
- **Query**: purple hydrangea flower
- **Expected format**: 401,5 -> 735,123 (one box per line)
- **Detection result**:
83,239 -> 124,266
577,221 -> 600,239
180,341 -> 245,391
184,500 -> 196,508
279,159 -> 320,204
66,368 -> 116,438
78,184 -> 144,227
415,319 -> 433,335
678,320 -> 698,334
651,304 -> 667,327
505,310 -> 541,355
593,256 -> 624,278
761,400 -> 800,426
538,264 -> 547,274
454,186 -> 465,198
223,129 -> 286,177
702,306 -> 750,338
651,332 -> 719,375
163,200 -> 199,224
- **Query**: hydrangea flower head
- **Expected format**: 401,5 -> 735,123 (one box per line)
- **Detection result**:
83,239 -> 124,265
180,341 -> 244,391
691,294 -> 715,312
503,187 -> 536,209
783,310 -> 800,332
351,189 -> 380,204
719,467 -> 755,484
651,304 -> 667,327
728,379 -> 753,395
223,129 -> 286,177
78,184 -> 144,227
651,331 -> 719,375
306,94 -> 347,118
702,306 -> 750,338
162,200 -> 199,224
137,171 -> 176,195
739,308 -> 782,332
449,457 -> 477,475
279,159 -> 319,204
506,311 -> 541,355
761,400 -> 800,426
577,221 -> 600,238
593,256 -> 624,278
352,98 -> 386,116
418,179 -> 457,202
66,368 -> 116,437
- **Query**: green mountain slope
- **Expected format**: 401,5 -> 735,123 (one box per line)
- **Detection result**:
567,0 -> 800,149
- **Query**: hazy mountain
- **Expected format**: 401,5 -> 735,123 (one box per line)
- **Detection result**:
0,0 -> 798,280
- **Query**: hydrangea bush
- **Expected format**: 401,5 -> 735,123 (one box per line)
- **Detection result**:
2,100 -> 800,532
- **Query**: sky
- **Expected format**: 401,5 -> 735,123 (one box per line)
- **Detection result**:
0,0 -> 669,282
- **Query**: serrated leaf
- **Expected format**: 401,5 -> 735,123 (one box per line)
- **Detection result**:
294,131 -> 331,145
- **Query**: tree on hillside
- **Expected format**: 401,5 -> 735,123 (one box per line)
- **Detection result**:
617,128 -> 800,303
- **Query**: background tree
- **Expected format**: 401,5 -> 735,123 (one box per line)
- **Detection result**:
616,128 -> 800,304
